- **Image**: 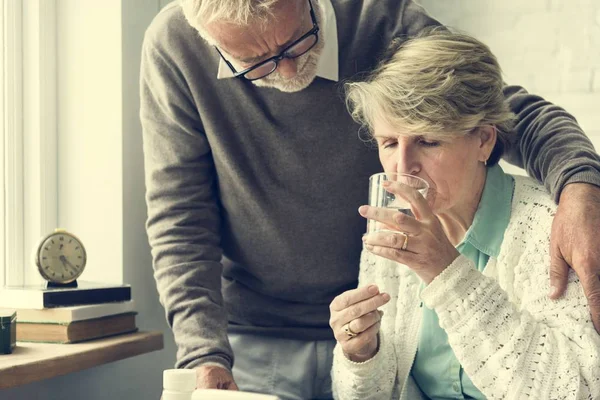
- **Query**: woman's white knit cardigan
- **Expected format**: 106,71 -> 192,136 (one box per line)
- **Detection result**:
331,176 -> 600,400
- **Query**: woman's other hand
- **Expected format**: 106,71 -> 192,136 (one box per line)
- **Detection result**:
329,285 -> 390,362
359,181 -> 459,284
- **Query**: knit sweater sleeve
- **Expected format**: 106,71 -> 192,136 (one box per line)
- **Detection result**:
420,180 -> 600,399
501,85 -> 600,202
331,251 -> 399,400
140,31 -> 232,370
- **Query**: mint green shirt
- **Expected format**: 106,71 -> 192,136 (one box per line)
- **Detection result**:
411,165 -> 515,399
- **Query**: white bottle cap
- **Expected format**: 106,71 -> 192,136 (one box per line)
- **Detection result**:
162,390 -> 194,400
191,389 -> 279,400
163,369 -> 196,392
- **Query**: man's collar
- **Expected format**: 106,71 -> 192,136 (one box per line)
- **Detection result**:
217,0 -> 339,82
313,0 -> 339,82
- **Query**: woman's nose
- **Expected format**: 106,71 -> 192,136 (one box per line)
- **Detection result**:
395,144 -> 420,175
277,58 -> 298,79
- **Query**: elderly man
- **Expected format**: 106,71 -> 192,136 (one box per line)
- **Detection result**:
140,0 -> 600,398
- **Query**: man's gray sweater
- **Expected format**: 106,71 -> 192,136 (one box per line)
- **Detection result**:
140,0 -> 600,370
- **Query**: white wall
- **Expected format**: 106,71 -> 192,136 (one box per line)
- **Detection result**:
419,0 -> 600,175
2,1 -> 176,399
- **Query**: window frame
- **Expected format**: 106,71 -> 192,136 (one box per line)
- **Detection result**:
2,0 -> 58,287
0,2 -> 5,287
3,0 -> 24,287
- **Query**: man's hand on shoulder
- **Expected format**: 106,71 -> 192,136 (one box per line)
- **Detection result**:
195,364 -> 239,390
550,182 -> 600,333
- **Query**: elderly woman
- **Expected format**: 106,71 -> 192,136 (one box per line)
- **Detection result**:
329,28 -> 600,399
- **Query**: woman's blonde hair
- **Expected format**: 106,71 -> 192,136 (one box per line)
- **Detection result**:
346,27 -> 516,165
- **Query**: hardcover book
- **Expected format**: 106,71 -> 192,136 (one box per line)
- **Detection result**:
16,312 -> 137,343
0,281 -> 132,309
14,300 -> 136,323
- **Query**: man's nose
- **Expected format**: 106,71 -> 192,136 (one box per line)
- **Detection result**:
277,58 -> 298,79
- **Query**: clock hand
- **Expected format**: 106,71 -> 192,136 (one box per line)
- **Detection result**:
59,255 -> 77,273
65,258 -> 79,272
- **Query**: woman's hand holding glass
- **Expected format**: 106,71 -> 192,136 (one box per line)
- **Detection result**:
360,180 -> 460,284
329,285 -> 390,362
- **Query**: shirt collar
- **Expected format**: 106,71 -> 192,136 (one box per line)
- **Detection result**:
217,0 -> 339,82
458,164 -> 515,258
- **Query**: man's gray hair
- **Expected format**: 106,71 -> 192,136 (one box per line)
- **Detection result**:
181,0 -> 281,42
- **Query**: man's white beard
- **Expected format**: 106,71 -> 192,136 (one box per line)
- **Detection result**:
252,0 -> 326,93
251,39 -> 324,93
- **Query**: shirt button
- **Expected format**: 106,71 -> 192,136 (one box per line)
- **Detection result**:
452,382 -> 460,392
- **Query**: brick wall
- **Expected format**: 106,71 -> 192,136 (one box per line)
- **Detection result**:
418,0 -> 600,175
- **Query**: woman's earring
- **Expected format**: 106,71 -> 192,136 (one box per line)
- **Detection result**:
484,159 -> 488,166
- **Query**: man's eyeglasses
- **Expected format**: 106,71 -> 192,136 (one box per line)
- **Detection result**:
215,0 -> 320,81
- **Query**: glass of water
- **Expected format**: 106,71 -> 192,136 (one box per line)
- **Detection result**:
367,173 -> 429,234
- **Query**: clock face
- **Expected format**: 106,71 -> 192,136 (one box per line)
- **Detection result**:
36,232 -> 87,284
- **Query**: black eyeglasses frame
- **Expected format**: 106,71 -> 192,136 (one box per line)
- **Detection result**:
215,0 -> 320,81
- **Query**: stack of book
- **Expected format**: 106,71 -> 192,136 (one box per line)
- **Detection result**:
0,282 -> 136,344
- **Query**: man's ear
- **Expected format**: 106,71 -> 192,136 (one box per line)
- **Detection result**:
478,125 -> 497,162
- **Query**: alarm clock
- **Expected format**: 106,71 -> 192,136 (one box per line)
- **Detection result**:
34,229 -> 87,288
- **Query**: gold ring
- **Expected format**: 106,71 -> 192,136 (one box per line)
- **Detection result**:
342,322 -> 358,338
401,233 -> 409,251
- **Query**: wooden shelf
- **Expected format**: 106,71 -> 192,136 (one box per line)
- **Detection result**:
0,330 -> 164,389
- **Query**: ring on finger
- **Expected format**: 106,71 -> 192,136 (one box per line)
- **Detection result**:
401,233 -> 409,251
342,322 -> 358,339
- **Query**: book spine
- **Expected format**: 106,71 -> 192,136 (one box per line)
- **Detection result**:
43,288 -> 131,308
